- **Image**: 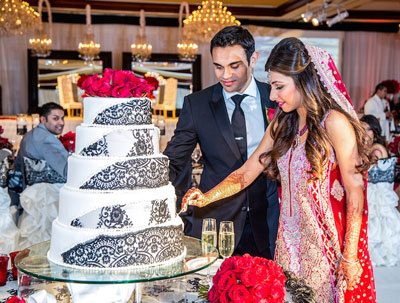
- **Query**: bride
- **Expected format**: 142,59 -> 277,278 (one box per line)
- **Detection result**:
182,37 -> 376,302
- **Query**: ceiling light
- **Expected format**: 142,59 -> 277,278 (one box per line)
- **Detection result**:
301,11 -> 313,23
327,10 -> 349,27
183,0 -> 240,43
312,11 -> 327,27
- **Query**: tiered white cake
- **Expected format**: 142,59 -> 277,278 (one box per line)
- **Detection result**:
48,97 -> 185,269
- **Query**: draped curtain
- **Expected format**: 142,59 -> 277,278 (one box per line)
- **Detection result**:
0,22 -> 399,115
342,31 -> 400,111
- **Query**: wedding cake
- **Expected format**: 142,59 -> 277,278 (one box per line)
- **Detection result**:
48,96 -> 185,269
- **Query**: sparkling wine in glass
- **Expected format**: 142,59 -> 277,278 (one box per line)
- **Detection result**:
201,218 -> 217,255
219,221 -> 235,259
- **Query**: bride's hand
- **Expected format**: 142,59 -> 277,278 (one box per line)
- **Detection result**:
181,187 -> 206,213
336,258 -> 362,290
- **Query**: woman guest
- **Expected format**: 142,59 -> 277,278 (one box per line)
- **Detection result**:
361,115 -> 400,267
360,115 -> 387,160
182,38 -> 376,302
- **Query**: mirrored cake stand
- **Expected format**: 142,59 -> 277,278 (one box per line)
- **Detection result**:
15,236 -> 218,303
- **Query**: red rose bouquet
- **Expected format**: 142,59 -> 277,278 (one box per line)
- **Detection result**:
201,254 -> 286,303
6,297 -> 26,303
77,69 -> 155,98
59,131 -> 76,153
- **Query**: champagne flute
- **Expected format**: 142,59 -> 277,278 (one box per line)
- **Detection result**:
219,221 -> 235,259
201,218 -> 217,283
201,218 -> 217,254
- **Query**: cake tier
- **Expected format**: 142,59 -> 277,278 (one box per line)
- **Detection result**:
48,217 -> 184,269
75,124 -> 160,157
58,184 -> 176,229
67,154 -> 169,190
83,97 -> 152,126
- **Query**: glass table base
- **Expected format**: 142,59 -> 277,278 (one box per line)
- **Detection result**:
15,236 -> 218,302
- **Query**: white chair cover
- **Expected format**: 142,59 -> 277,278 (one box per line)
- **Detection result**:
17,183 -> 63,250
0,187 -> 19,254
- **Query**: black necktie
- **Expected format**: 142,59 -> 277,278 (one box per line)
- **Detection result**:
231,94 -> 248,161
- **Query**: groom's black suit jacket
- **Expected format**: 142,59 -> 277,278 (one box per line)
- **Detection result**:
164,80 -> 279,256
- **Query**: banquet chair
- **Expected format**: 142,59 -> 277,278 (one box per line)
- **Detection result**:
57,75 -> 83,118
153,78 -> 178,118
0,149 -> 19,254
17,157 -> 66,249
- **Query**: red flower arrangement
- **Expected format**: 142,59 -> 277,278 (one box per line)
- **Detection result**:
0,125 -> 13,151
201,254 -> 286,303
58,131 -> 76,153
388,136 -> 400,155
381,80 -> 400,95
77,69 -> 155,98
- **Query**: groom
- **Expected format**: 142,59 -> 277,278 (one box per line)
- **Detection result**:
164,26 -> 279,259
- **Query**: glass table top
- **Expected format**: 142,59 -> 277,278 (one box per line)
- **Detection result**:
15,236 -> 218,284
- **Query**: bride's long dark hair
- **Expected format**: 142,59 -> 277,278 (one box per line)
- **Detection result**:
260,38 -> 370,181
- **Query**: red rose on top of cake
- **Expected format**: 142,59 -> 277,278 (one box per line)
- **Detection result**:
77,69 -> 155,98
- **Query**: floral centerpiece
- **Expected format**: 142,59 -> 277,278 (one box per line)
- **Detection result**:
0,125 -> 13,151
143,76 -> 159,100
381,79 -> 400,95
77,68 -> 155,98
199,254 -> 316,303
58,131 -> 76,153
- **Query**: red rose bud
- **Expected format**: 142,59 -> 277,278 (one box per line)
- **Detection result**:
241,268 -> 258,287
207,285 -> 220,303
228,284 -> 252,303
217,271 -> 238,293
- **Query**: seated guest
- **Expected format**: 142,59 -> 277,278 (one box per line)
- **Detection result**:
361,114 -> 400,267
15,102 -> 68,188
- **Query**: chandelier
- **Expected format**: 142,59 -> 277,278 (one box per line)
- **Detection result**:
183,0 -> 240,43
29,0 -> 52,57
131,9 -> 152,62
177,2 -> 198,61
78,4 -> 101,62
0,0 -> 40,36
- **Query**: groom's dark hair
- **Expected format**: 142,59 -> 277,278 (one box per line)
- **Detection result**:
210,26 -> 255,65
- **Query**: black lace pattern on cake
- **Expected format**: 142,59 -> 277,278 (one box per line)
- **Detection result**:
149,199 -> 171,225
0,159 -> 8,188
93,99 -> 152,126
61,225 -> 183,268
127,129 -> 154,157
80,137 -> 109,157
24,157 -> 66,186
97,204 -> 134,229
71,218 -> 83,227
80,157 -> 168,190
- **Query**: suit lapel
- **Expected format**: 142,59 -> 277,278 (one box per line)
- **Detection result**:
256,79 -> 272,130
210,84 -> 242,160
